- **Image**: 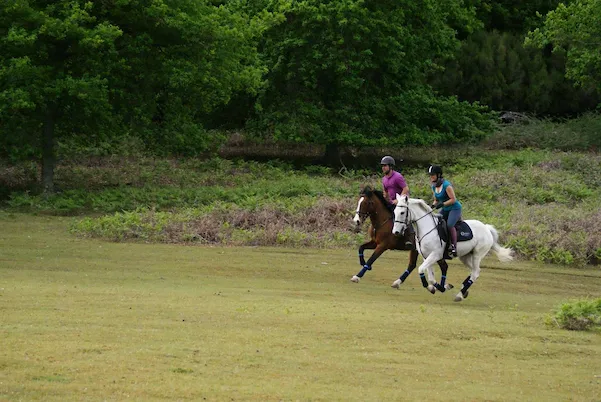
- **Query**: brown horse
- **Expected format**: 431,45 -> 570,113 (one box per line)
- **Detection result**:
351,186 -> 452,292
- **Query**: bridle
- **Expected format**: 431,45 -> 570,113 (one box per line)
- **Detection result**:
355,197 -> 371,222
356,209 -> 370,222
356,195 -> 391,229
394,202 -> 438,247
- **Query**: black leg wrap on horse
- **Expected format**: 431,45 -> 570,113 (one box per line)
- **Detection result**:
434,275 -> 448,292
357,265 -> 371,278
358,251 -> 366,266
461,277 -> 473,296
399,269 -> 411,283
419,273 -> 428,288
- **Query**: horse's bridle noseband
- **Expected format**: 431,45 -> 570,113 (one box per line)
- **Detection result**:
394,204 -> 410,228
356,196 -> 391,229
356,205 -> 370,222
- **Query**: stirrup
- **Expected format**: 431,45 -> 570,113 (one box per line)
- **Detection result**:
451,245 -> 457,257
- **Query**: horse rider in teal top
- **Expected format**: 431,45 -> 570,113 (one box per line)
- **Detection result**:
428,165 -> 462,258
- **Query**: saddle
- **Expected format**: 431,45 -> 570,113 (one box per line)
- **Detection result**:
435,217 -> 473,243
435,217 -> 472,259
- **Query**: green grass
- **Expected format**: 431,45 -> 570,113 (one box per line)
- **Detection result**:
1,213 -> 601,401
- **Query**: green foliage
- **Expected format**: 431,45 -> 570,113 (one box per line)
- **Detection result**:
485,113 -> 601,151
0,0 -> 265,188
433,30 -> 599,116
72,209 -> 171,241
249,0 -> 491,147
4,158 -> 355,213
88,0 -> 264,156
551,298 -> 601,331
526,0 -> 601,97
0,0 -> 123,160
474,0 -> 566,33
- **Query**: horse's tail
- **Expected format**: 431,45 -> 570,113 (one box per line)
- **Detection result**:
486,224 -> 514,262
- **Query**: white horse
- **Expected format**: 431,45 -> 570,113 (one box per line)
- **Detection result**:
392,194 -> 514,302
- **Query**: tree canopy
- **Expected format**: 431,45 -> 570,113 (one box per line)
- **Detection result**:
1,0 -> 600,191
0,0 -> 262,190
249,0 -> 491,149
526,0 -> 601,96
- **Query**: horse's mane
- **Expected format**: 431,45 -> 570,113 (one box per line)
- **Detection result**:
408,197 -> 433,214
360,185 -> 388,207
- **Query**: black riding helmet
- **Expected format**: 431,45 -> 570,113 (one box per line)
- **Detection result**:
380,156 -> 396,166
427,165 -> 443,176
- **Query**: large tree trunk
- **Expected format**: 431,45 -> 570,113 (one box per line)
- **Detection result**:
41,110 -> 56,194
322,142 -> 341,167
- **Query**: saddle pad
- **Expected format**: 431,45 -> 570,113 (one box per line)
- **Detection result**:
456,221 -> 473,242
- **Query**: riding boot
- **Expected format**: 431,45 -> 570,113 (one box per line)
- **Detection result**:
449,226 -> 458,257
403,230 -> 413,248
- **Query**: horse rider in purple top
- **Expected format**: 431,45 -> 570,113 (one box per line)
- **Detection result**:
381,156 -> 409,209
380,156 -> 412,246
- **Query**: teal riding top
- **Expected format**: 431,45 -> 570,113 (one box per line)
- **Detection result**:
432,179 -> 462,212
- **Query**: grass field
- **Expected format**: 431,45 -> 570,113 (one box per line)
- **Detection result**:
1,213 -> 601,401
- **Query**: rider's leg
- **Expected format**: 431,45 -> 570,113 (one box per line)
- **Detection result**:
441,210 -> 452,259
447,209 -> 462,256
403,225 -> 414,247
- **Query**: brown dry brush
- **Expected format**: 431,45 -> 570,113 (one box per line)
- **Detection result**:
161,198 -> 358,247
504,203 -> 601,265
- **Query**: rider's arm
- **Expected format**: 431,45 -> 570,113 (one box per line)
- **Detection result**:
396,174 -> 409,198
382,181 -> 391,203
444,185 -> 457,207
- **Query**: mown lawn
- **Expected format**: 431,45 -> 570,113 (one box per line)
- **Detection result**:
1,213 -> 600,401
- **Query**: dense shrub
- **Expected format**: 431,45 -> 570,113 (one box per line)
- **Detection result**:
484,113 -> 601,151
550,299 -> 601,331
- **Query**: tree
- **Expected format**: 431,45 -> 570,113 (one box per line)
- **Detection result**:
0,0 -> 263,191
431,30 -> 599,115
526,0 -> 601,97
248,0 -> 491,163
473,0 -> 567,33
0,1 -> 122,192
95,0 -> 264,155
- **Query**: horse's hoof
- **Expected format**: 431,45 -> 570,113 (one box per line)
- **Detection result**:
350,276 -> 360,283
391,279 -> 402,289
427,285 -> 436,294
445,283 -> 454,290
454,293 -> 464,302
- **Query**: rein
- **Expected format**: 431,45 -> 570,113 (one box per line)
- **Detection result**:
368,209 -> 392,231
395,205 -> 439,249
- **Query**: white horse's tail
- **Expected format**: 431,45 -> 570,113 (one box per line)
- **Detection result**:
486,224 -> 514,262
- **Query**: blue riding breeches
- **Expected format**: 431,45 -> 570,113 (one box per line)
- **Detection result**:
443,209 -> 462,228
